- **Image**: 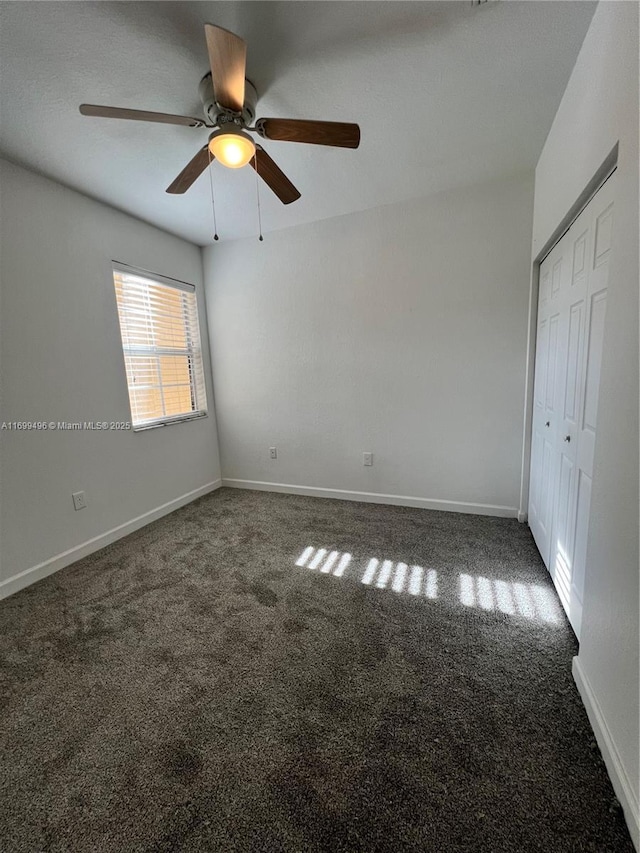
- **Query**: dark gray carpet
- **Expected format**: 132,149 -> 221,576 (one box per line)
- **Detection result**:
0,488 -> 633,852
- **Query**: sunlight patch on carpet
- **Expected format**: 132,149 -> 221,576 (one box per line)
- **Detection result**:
294,547 -> 436,600
459,573 -> 561,623
294,547 -> 562,624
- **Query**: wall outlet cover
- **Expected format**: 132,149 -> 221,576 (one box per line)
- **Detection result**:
72,491 -> 87,511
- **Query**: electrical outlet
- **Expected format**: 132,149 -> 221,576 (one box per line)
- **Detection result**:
363,452 -> 373,467
270,446 -> 277,459
72,491 -> 87,511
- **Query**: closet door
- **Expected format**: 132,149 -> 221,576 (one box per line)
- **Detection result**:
550,208 -> 591,621
528,239 -> 568,566
529,173 -> 615,638
549,174 -> 615,637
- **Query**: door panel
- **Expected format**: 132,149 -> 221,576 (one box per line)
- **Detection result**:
529,428 -> 543,524
572,469 -> 593,604
582,290 -> 607,436
539,436 -> 554,548
535,319 -> 548,410
563,302 -> 584,424
571,229 -> 588,285
554,451 -> 575,611
594,202 -> 613,265
546,314 -> 560,412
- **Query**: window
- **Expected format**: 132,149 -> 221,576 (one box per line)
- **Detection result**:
112,263 -> 207,430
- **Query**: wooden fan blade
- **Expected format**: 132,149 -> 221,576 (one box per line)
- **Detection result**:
204,24 -> 247,113
79,104 -> 204,127
256,118 -> 360,149
166,146 -> 211,194
250,146 -> 301,205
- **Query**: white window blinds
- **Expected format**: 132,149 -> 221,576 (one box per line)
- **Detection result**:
112,264 -> 207,430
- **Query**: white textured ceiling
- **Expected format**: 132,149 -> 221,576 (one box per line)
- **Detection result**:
0,1 -> 596,245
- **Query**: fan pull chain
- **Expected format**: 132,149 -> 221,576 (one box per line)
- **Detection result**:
207,148 -> 219,241
254,154 -> 264,242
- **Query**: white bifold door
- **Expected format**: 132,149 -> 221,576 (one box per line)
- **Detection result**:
528,173 -> 615,638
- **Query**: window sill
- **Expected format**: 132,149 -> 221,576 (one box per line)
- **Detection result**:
132,412 -> 208,432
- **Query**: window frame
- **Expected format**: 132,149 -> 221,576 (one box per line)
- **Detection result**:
112,261 -> 208,432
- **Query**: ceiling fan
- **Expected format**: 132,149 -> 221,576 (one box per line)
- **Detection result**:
79,24 -> 361,205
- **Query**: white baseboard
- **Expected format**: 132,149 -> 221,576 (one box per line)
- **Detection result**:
221,478 -> 518,518
0,479 -> 222,600
517,510 -> 528,523
573,656 -> 640,850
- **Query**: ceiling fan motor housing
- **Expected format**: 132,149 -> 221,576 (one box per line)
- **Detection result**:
198,72 -> 257,127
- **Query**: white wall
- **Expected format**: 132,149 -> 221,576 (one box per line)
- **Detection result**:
203,171 -> 534,516
0,159 -> 221,596
531,2 -> 639,845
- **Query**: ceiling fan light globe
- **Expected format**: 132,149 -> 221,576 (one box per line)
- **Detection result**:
208,129 -> 255,169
